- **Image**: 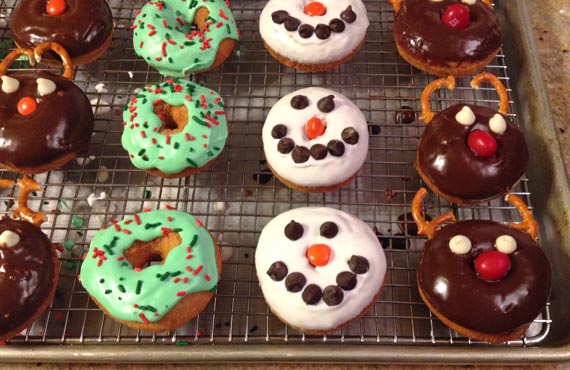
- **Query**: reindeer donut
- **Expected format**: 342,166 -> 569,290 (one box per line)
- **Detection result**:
262,87 -> 369,192
0,42 -> 94,174
415,73 -> 528,205
412,188 -> 551,344
255,207 -> 386,334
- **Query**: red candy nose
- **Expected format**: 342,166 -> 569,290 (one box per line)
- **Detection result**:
304,1 -> 326,16
17,97 -> 38,115
442,4 -> 470,30
305,117 -> 326,139
46,0 -> 67,16
474,250 -> 511,281
306,243 -> 331,267
467,130 -> 497,157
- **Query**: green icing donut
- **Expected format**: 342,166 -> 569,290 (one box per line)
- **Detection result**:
122,79 -> 228,174
80,210 -> 218,324
132,0 -> 239,76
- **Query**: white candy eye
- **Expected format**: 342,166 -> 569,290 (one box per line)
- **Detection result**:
489,113 -> 507,134
37,78 -> 56,96
495,234 -> 517,254
0,230 -> 20,248
455,106 -> 476,126
449,234 -> 472,254
1,76 -> 20,94
462,0 -> 477,5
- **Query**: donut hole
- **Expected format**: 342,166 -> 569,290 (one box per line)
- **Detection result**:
123,232 -> 182,269
153,101 -> 188,134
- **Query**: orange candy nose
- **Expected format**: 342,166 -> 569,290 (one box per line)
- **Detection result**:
305,117 -> 326,139
304,1 -> 326,16
17,97 -> 38,115
306,243 -> 331,267
46,0 -> 67,15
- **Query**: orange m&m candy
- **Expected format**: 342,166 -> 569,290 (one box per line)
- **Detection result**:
305,117 -> 326,139
306,243 -> 331,267
46,0 -> 67,16
304,2 -> 326,16
17,97 -> 38,115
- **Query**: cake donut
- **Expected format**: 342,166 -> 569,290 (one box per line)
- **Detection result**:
132,0 -> 239,77
0,42 -> 94,174
255,207 -> 386,334
10,0 -> 114,66
80,209 -> 221,332
412,188 -> 551,344
415,73 -> 528,205
262,87 -> 369,192
389,0 -> 502,76
121,79 -> 228,178
259,0 -> 369,71
0,177 -> 58,342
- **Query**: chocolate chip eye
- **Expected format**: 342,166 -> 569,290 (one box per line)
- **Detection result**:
320,221 -> 338,238
340,5 -> 357,23
323,285 -> 344,306
292,145 -> 310,163
310,144 -> 328,160
341,127 -> 359,145
284,17 -> 301,31
348,255 -> 369,274
317,95 -> 335,113
314,24 -> 332,39
271,124 -> 288,139
284,220 -> 303,240
302,284 -> 322,305
327,140 -> 345,156
290,94 -> 309,110
271,10 -> 289,24
336,271 -> 357,290
285,272 -> 306,292
267,261 -> 288,281
277,138 -> 295,154
298,24 -> 314,39
329,18 -> 345,33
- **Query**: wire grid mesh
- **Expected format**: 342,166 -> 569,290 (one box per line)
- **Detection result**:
0,0 -> 551,349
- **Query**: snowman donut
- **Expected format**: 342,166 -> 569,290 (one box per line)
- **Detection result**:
255,207 -> 387,334
259,0 -> 369,71
262,87 -> 369,193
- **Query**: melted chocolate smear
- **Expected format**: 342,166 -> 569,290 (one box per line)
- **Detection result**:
290,94 -> 309,110
327,140 -> 345,156
267,261 -> 288,281
336,272 -> 357,290
323,286 -> 344,306
329,18 -> 346,33
340,6 -> 357,23
253,169 -> 273,185
284,17 -> 301,31
368,125 -> 381,135
284,220 -> 304,240
299,24 -> 314,39
396,106 -> 416,124
277,138 -> 295,154
397,212 -> 431,235
348,255 -> 369,274
271,11 -> 290,24
317,95 -> 335,113
285,272 -> 306,292
320,221 -> 339,238
310,144 -> 328,160
271,124 -> 288,139
315,24 -> 332,40
341,127 -> 359,145
302,284 -> 322,305
292,145 -> 311,163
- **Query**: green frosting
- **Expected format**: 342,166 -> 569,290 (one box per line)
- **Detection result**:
132,0 -> 239,76
80,210 -> 218,324
121,79 -> 228,174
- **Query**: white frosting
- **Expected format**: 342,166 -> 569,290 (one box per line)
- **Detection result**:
36,78 -> 56,96
495,234 -> 517,254
0,230 -> 20,248
489,113 -> 507,134
455,106 -> 476,126
255,207 -> 386,332
1,76 -> 19,94
449,234 -> 472,254
262,87 -> 369,188
259,0 -> 369,64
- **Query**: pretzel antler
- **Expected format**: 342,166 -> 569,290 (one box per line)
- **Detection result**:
388,0 -> 405,12
470,72 -> 509,116
412,188 -> 456,239
0,42 -> 73,80
481,0 -> 492,8
505,193 -> 538,240
419,76 -> 455,124
11,176 -> 46,227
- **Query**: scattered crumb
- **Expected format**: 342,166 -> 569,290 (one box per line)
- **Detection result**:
213,202 -> 226,213
97,165 -> 109,183
87,192 -> 107,207
95,83 -> 108,93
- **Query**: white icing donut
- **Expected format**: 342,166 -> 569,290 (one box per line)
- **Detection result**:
259,0 -> 369,65
262,87 -> 369,189
255,207 -> 386,333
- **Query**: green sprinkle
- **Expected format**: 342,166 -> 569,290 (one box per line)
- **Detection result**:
176,341 -> 189,346
190,234 -> 198,247
105,289 -> 112,294
160,272 -> 171,281
145,222 -> 162,229
136,280 -> 143,295
144,190 -> 152,199
99,279 -> 105,283
171,271 -> 182,277
118,284 -> 126,293
186,158 -> 198,167
174,142 -> 180,149
172,228 -> 183,232
31,191 -> 37,196
71,215 -> 84,228
138,148 -> 146,156
103,244 -> 114,256
62,239 -> 75,251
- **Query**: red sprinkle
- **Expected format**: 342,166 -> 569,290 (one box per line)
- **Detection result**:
165,205 -> 176,210
161,42 -> 167,57
176,291 -> 186,296
124,220 -> 133,225
140,131 -> 146,139
134,214 -> 141,225
176,16 -> 185,26
161,227 -> 172,236
117,256 -> 125,261
185,266 -> 192,272
204,113 -> 219,126
123,229 -> 132,235
214,110 -> 225,115
186,254 -> 193,259
54,312 -> 64,320
165,135 -> 170,145
134,267 -> 142,272
183,277 -> 189,283
204,273 -> 211,282
193,265 -> 204,276
139,313 -> 150,324
173,277 -> 180,283
218,8 -> 228,20
196,219 -> 202,227
185,133 -> 191,141
186,246 -> 191,253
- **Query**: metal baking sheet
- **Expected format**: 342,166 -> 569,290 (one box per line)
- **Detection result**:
0,0 -> 569,363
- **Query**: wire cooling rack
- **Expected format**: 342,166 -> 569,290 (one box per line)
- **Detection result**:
0,0 -> 551,348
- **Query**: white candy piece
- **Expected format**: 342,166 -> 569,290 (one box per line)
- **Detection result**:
0,230 -> 20,248
462,0 -> 477,4
95,83 -> 108,93
489,113 -> 507,134
455,106 -> 476,126
1,76 -> 20,94
495,234 -> 517,254
37,78 -> 56,96
449,234 -> 472,254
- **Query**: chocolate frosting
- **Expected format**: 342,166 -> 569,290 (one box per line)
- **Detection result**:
10,0 -> 113,59
417,220 -> 551,334
393,0 -> 502,65
0,218 -> 56,336
0,70 -> 94,169
416,104 -> 528,202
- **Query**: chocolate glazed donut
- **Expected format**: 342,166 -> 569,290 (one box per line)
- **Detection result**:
10,0 -> 113,65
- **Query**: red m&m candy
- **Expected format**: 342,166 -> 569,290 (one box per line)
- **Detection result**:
467,130 -> 497,157
46,0 -> 67,16
474,251 -> 511,281
305,117 -> 326,139
304,2 -> 326,16
442,4 -> 470,30
306,243 -> 331,267
17,97 -> 38,115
